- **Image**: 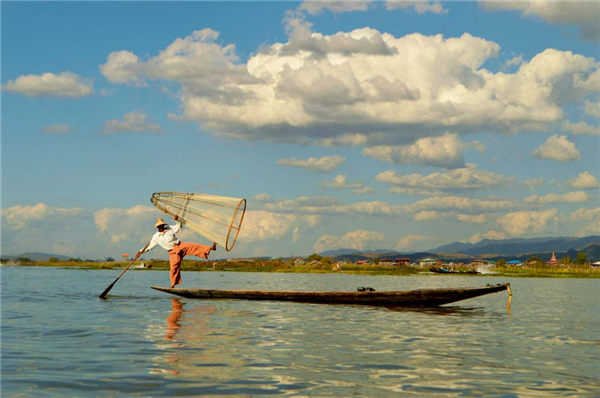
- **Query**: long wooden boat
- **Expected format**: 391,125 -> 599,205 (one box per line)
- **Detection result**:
151,283 -> 510,307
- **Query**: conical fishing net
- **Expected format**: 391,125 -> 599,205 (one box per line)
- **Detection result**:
151,192 -> 246,251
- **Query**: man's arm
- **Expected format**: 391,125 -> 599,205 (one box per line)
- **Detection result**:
138,235 -> 158,256
171,215 -> 182,233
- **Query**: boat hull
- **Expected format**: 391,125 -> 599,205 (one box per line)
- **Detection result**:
151,283 -> 509,307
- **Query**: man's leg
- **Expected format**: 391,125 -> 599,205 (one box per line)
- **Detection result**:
168,251 -> 183,288
179,242 -> 213,259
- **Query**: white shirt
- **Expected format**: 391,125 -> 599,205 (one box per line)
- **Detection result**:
141,222 -> 182,253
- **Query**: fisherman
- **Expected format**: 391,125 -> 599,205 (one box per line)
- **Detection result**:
138,215 -> 216,288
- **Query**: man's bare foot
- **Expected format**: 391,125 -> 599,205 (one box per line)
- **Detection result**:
211,242 -> 217,251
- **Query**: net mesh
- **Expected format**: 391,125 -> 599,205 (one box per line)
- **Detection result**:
151,192 -> 246,251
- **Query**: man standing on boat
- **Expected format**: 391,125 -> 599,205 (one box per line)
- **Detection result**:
138,215 -> 216,288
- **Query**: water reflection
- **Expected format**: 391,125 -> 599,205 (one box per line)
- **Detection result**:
152,298 -> 219,376
149,299 -> 299,395
165,298 -> 184,342
385,305 -> 486,316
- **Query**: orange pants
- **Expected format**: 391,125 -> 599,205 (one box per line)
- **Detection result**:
168,242 -> 212,287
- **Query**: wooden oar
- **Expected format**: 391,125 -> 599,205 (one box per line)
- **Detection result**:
99,242 -> 150,299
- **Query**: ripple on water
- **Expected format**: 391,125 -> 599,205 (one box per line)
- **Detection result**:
2,268 -> 600,397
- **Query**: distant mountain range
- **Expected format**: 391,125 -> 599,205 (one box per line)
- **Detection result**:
320,236 -> 600,262
432,236 -> 599,256
319,248 -> 363,257
330,252 -> 440,263
1,252 -> 73,261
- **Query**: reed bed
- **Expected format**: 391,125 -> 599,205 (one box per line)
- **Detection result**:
10,260 -> 600,278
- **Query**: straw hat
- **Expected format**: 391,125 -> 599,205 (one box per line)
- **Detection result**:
154,218 -> 168,228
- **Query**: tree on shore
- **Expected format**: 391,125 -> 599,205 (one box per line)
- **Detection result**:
306,253 -> 322,262
576,252 -> 587,265
528,256 -> 544,266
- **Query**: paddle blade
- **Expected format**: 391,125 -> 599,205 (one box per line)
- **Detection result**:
98,241 -> 148,299
99,281 -> 116,299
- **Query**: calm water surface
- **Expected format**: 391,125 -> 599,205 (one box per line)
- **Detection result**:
1,266 -> 599,397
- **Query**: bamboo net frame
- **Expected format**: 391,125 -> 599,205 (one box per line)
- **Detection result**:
151,192 -> 246,252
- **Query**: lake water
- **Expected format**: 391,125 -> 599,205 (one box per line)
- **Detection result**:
1,266 -> 599,397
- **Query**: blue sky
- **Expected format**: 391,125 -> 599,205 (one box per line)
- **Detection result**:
2,1 -> 599,259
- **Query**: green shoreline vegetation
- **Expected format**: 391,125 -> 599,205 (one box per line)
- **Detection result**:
3,256 -> 599,278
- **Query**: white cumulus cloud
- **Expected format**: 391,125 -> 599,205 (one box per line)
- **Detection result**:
413,210 -> 441,221
466,230 -> 507,244
1,203 -> 94,258
298,0 -> 372,14
313,229 -> 385,252
413,210 -> 488,223
299,0 -> 446,16
563,121 -> 600,136
395,234 -> 428,251
99,110 -> 163,135
251,193 -> 273,202
100,50 -> 142,84
502,55 -> 525,70
363,133 -> 466,168
3,72 -> 93,98
376,163 -> 507,192
238,210 -> 298,242
525,191 -> 589,205
237,210 -> 323,244
568,171 -> 599,189
480,0 -> 600,41
456,213 -> 488,224
532,134 -> 581,162
314,133 -> 368,147
277,155 -> 345,172
584,101 -> 600,118
570,207 -> 600,222
94,205 -> 158,244
352,187 -> 376,195
386,1 -> 447,14
570,207 -> 600,235
264,196 -> 405,217
497,209 -> 558,236
321,174 -> 364,190
99,26 -> 599,145
2,203 -> 85,230
409,195 -> 514,213
101,28 -> 250,99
